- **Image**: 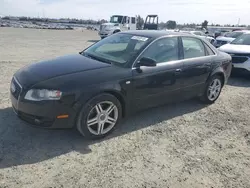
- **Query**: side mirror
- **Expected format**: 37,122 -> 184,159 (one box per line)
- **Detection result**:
137,57 -> 157,67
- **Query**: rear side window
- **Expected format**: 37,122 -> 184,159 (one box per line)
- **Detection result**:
132,17 -> 136,24
204,42 -> 215,55
182,37 -> 206,59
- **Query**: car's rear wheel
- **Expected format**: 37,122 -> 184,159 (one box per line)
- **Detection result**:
200,75 -> 223,104
77,94 -> 122,139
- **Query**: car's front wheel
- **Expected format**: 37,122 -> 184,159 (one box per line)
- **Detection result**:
200,75 -> 223,104
77,94 -> 122,139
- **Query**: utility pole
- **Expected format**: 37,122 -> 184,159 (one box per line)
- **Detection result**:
237,18 -> 240,26
43,9 -> 45,18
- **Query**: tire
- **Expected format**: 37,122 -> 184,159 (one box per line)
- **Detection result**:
200,75 -> 223,104
77,93 -> 122,139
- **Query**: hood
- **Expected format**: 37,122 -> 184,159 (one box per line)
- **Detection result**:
218,44 -> 250,54
14,54 -> 111,88
216,36 -> 235,42
101,23 -> 116,26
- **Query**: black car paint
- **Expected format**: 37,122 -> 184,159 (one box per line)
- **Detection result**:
10,31 -> 232,129
14,54 -> 111,88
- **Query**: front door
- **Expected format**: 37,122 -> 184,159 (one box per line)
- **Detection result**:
131,37 -> 184,111
121,16 -> 130,31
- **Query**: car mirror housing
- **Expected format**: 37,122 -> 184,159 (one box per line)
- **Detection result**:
137,57 -> 157,67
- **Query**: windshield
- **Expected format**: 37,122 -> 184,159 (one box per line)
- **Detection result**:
83,33 -> 150,67
110,16 -> 123,23
231,34 -> 250,45
224,32 -> 243,38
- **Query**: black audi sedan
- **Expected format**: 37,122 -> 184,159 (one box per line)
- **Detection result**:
10,30 -> 232,139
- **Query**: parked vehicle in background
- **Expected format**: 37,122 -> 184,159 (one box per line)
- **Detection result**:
10,30 -> 232,139
214,30 -> 230,38
214,30 -> 248,48
143,15 -> 159,30
98,15 -> 137,39
190,31 -> 216,44
218,32 -> 250,75
178,30 -> 215,44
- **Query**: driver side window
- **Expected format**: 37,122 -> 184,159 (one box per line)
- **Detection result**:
140,37 -> 179,64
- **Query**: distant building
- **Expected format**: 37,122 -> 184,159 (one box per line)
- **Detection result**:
59,19 -> 70,23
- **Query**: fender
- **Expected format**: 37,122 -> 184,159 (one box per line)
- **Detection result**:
72,81 -> 130,118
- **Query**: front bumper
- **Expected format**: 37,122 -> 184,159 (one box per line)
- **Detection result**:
232,58 -> 250,72
98,31 -> 112,38
10,92 -> 77,129
232,67 -> 250,76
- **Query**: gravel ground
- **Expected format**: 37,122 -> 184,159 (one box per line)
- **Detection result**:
0,27 -> 250,188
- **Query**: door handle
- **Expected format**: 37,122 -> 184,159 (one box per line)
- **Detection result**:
175,69 -> 182,75
175,69 -> 182,72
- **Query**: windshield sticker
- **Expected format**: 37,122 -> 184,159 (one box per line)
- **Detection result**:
131,36 -> 149,41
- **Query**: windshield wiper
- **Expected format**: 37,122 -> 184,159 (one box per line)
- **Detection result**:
83,52 -> 112,64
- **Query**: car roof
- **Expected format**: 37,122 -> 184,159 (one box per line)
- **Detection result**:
120,30 -> 192,39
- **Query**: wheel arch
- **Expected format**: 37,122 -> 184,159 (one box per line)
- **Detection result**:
208,67 -> 226,86
103,90 -> 126,117
73,89 -> 127,119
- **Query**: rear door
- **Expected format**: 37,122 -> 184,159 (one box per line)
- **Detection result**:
131,37 -> 184,111
180,37 -> 213,96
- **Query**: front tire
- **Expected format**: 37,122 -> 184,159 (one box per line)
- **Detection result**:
77,94 -> 122,139
200,75 -> 223,104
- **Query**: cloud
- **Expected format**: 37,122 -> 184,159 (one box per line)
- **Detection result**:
0,0 -> 250,24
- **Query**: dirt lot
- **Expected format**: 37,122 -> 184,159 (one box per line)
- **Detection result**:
0,27 -> 250,188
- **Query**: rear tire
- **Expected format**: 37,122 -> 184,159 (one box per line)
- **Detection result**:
77,94 -> 122,139
200,75 -> 223,104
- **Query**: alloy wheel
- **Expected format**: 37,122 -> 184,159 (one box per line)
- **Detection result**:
207,78 -> 222,101
87,101 -> 118,135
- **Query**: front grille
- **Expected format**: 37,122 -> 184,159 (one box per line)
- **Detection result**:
11,77 -> 22,99
229,53 -> 250,64
232,56 -> 248,64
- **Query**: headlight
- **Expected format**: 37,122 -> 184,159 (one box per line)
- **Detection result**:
24,89 -> 62,101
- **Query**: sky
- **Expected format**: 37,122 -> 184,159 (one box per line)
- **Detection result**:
1,0 -> 250,25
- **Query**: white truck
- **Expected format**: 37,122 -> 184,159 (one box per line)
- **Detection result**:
98,15 -> 137,39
